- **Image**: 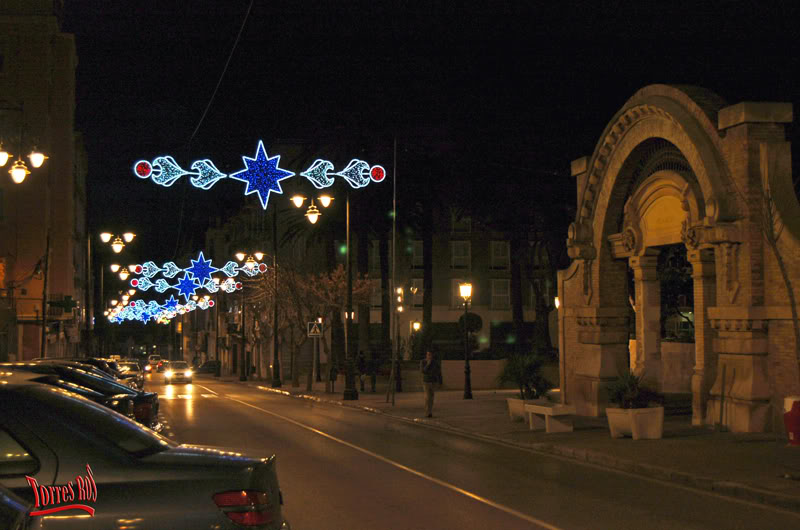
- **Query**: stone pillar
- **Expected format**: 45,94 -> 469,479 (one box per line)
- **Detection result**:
573,306 -> 630,416
706,310 -> 771,432
688,248 -> 716,425
628,254 -> 661,388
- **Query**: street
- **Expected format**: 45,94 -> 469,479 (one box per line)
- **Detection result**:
148,374 -> 800,530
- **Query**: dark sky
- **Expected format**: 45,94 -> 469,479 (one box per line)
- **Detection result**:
61,1 -> 800,262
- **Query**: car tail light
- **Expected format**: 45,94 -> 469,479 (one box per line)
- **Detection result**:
213,490 -> 273,526
133,401 -> 152,422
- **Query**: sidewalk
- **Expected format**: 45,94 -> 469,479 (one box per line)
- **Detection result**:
211,374 -> 800,512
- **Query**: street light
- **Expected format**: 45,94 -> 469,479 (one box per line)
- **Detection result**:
96,231 -> 136,355
118,268 -> 130,281
234,251 -> 261,382
291,194 -> 334,225
0,102 -> 49,184
459,282 -> 473,399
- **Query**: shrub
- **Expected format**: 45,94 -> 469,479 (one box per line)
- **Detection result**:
496,353 -> 553,400
607,370 -> 664,409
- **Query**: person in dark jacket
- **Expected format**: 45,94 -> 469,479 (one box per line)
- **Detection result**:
420,349 -> 442,418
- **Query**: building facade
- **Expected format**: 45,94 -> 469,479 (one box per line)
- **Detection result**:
0,0 -> 88,360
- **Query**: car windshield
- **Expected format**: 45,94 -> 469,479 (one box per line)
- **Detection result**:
148,355 -> 161,361
4,385 -> 175,457
170,361 -> 189,369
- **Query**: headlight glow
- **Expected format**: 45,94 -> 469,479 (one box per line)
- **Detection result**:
184,370 -> 192,377
165,370 -> 174,377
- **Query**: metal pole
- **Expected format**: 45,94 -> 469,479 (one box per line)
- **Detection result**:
343,189 -> 358,400
99,259 -> 104,357
240,289 -> 247,381
463,297 -> 472,399
40,229 -> 51,358
271,205 -> 282,387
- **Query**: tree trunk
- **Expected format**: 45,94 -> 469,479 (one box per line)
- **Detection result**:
510,234 -> 525,356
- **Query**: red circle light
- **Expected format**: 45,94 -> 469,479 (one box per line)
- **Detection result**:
370,165 -> 386,182
134,265 -> 142,274
135,160 -> 152,178
131,279 -> 139,287
235,282 -> 242,290
259,263 -> 267,273
209,300 -> 215,307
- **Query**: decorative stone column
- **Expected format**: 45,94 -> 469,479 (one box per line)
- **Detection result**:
628,254 -> 661,388
573,306 -> 630,416
706,309 -> 771,432
688,248 -> 716,425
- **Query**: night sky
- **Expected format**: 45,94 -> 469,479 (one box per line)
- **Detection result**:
61,1 -> 800,262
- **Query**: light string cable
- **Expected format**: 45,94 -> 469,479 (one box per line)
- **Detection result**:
170,0 -> 254,259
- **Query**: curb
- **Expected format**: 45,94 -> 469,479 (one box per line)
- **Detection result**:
241,380 -> 800,514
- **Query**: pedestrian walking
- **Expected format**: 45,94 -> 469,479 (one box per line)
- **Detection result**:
420,349 -> 442,418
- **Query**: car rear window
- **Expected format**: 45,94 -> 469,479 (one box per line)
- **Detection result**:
6,386 -> 175,457
170,361 -> 189,369
56,367 -> 138,396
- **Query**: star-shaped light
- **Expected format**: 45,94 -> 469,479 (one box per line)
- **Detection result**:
162,295 -> 180,312
186,251 -> 218,284
230,140 -> 295,210
174,273 -> 201,301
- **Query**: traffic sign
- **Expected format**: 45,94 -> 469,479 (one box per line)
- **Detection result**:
307,321 -> 322,337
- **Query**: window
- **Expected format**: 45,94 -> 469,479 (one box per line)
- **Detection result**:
491,279 -> 510,309
411,279 -> 423,307
370,279 -> 382,308
0,428 -> 37,476
451,241 -> 470,270
490,241 -> 510,269
452,212 -> 472,233
411,240 -> 423,269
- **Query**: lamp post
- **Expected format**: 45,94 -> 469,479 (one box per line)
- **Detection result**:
459,282 -> 473,399
97,231 -> 136,356
234,253 -> 260,382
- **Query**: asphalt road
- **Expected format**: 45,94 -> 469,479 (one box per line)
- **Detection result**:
147,374 -> 800,530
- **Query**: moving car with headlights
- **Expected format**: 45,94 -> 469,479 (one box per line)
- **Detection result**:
0,383 -> 290,529
0,362 -> 160,431
165,360 -> 192,384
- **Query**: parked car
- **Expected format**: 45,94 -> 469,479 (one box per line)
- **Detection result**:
165,360 -> 192,384
117,361 -> 145,389
0,383 -> 290,529
156,359 -> 169,373
29,358 -> 121,381
0,484 -> 42,530
0,363 -> 160,432
195,359 -> 221,374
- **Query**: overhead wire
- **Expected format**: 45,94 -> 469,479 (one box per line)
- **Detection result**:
170,0 -> 254,259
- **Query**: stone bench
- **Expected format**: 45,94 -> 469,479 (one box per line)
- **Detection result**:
523,403 -> 577,433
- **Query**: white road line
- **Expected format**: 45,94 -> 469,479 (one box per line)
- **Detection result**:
224,395 -> 562,530
195,384 -> 218,395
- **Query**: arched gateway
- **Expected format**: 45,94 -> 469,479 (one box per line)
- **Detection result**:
557,84 -> 799,432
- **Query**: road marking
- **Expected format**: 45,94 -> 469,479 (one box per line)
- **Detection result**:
225,396 -> 562,530
201,393 -> 218,398
195,384 -> 218,395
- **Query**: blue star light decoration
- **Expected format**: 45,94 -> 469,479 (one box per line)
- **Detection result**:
229,140 -> 295,210
134,141 -> 387,210
174,273 -> 201,302
185,251 -> 218,284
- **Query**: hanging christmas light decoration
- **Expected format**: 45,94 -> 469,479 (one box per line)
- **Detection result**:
108,294 -> 218,325
134,140 -> 386,210
129,251 -> 264,300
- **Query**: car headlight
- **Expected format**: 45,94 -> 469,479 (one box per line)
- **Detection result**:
165,370 -> 174,377
184,370 -> 192,377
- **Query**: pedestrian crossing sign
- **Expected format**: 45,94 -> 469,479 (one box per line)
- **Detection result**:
308,321 -> 322,337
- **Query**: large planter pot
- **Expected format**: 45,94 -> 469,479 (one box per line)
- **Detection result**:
606,406 -> 664,440
506,397 -> 526,420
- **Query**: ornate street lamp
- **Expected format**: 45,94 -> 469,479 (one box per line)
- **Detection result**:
459,282 -> 473,399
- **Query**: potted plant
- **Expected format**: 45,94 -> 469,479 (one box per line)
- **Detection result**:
497,353 -> 554,420
606,370 -> 665,439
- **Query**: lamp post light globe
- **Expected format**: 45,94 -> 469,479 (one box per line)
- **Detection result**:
290,195 -> 306,208
318,195 -> 333,208
122,232 -> 136,243
235,252 -> 246,262
0,144 -> 9,166
459,281 -> 473,399
109,264 -> 120,273
118,268 -> 130,281
110,237 -> 125,253
9,160 -> 30,184
99,232 -> 112,243
28,149 -> 48,169
253,252 -> 264,261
